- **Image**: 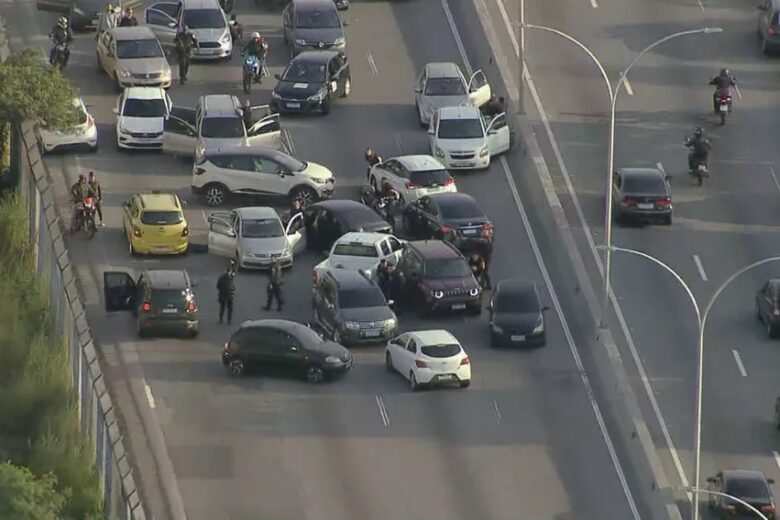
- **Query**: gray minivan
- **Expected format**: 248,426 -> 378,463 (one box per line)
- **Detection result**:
144,0 -> 232,60
283,0 -> 347,58
758,0 -> 780,53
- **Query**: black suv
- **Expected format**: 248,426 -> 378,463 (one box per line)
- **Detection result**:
221,319 -> 353,383
103,269 -> 199,338
395,240 -> 482,315
313,269 -> 398,346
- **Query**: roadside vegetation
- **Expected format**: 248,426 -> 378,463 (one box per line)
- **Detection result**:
0,49 -> 103,520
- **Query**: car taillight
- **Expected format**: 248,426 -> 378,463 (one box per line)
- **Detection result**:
440,225 -> 455,234
762,505 -> 776,514
621,196 -> 636,207
311,269 -> 318,284
773,305 -> 779,317
182,226 -> 189,237
186,301 -> 196,313
480,223 -> 494,237
141,301 -> 151,312
724,505 -> 736,512
443,178 -> 454,186
404,182 -> 418,189
770,26 -> 777,36
415,359 -> 428,368
223,340 -> 230,351
655,197 -> 672,208
132,225 -> 142,237
460,356 -> 470,365
719,96 -> 732,102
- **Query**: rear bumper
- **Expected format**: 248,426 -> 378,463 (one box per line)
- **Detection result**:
131,238 -> 188,255
618,208 -> 672,222
416,365 -> 471,385
139,316 -> 198,332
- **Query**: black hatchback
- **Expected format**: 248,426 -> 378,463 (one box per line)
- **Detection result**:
707,470 -> 776,519
402,193 -> 493,254
303,199 -> 391,252
222,319 -> 353,383
271,51 -> 351,115
488,279 -> 549,347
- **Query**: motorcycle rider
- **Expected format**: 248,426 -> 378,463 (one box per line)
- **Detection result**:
49,17 -> 73,68
709,68 -> 737,113
685,127 -> 712,174
174,25 -> 198,85
365,147 -> 382,180
377,178 -> 398,200
70,175 -> 96,232
241,99 -> 253,128
242,33 -> 268,78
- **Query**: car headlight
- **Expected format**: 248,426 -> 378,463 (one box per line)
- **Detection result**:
119,125 -> 131,135
334,37 -> 345,46
432,290 -> 443,299
533,319 -> 544,334
73,6 -> 84,14
220,32 -> 231,44
310,177 -> 329,184
479,146 -> 489,158
344,321 -> 360,331
491,323 -> 503,333
281,247 -> 292,257
307,89 -> 327,101
469,287 -> 480,297
434,147 -> 445,158
295,39 -> 307,46
383,318 -> 397,330
271,90 -> 282,100
117,69 -> 132,78
325,355 -> 344,365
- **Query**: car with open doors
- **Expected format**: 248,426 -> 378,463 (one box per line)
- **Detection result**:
428,105 -> 511,170
414,61 -> 491,126
303,200 -> 391,252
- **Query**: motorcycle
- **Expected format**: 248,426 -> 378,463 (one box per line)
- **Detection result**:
72,197 -> 98,238
715,91 -> 732,125
242,53 -> 267,94
360,185 -> 402,231
688,156 -> 709,187
50,43 -> 68,71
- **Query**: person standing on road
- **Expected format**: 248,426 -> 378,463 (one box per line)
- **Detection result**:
241,99 -> 253,128
118,8 -> 138,27
103,3 -> 120,29
216,262 -> 236,324
263,258 -> 284,311
376,259 -> 390,297
174,25 -> 197,85
87,171 -> 104,227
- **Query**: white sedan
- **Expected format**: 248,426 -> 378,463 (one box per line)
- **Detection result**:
385,330 -> 471,390
37,98 -> 98,154
114,87 -> 171,150
428,105 -> 511,170
367,155 -> 457,203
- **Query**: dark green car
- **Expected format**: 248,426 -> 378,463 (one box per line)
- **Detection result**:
104,269 -> 199,338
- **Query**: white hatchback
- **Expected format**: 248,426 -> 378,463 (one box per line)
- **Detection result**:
385,329 -> 471,390
37,98 -> 98,154
114,87 -> 171,150
428,105 -> 511,170
367,155 -> 456,203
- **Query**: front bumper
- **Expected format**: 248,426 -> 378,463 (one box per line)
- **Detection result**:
39,127 -> 98,153
192,44 -> 232,60
291,41 -> 346,57
437,153 -> 491,170
238,253 -> 294,270
416,365 -> 471,385
131,237 -> 188,255
271,97 -> 327,114
427,294 -> 482,314
116,75 -> 172,89
117,132 -> 163,150
338,324 -> 398,346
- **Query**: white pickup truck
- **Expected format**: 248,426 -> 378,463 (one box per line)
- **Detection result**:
312,232 -> 405,286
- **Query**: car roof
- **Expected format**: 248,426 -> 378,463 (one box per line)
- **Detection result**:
145,269 -> 189,288
293,0 -> 338,10
136,193 -> 181,211
326,269 -> 376,289
311,200 -> 384,224
292,50 -> 339,64
183,0 -> 222,9
111,26 -> 157,40
235,206 -> 280,219
619,167 -> 663,179
427,192 -> 480,209
496,278 -> 537,295
425,62 -> 461,78
722,470 -> 770,482
394,155 -> 447,171
438,105 -> 480,119
200,94 -> 239,116
125,86 -> 166,100
408,329 -> 459,345
239,318 -> 312,335
407,240 -> 460,259
335,232 -> 390,245
204,145 -> 287,159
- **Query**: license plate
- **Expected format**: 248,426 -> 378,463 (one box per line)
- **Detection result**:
161,308 -> 178,314
637,203 -> 654,210
452,303 -> 466,310
363,330 -> 380,337
719,104 -> 728,112
437,374 -> 454,380
153,245 -> 170,250
287,102 -> 301,109
511,335 -> 525,341
452,161 -> 473,167
463,229 -> 477,235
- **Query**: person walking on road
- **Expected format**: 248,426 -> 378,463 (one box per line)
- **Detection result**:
263,258 -> 284,311
217,262 -> 236,324
174,25 -> 197,85
87,171 -> 104,226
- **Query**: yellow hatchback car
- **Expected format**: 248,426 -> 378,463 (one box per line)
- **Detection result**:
122,192 -> 189,255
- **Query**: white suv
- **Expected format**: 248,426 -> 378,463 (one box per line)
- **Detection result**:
428,105 -> 511,170
192,146 -> 335,207
114,87 -> 171,150
367,155 -> 456,203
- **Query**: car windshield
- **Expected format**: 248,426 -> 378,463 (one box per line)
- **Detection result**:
338,288 -> 386,308
725,478 -> 768,499
241,218 -> 283,238
150,289 -> 187,307
424,258 -> 471,278
420,344 -> 462,357
123,98 -> 167,118
183,9 -> 225,29
116,39 -> 164,59
141,211 -> 183,225
438,118 -> 484,139
623,174 -> 666,193
425,77 -> 466,96
201,117 -> 245,138
282,62 -> 327,83
332,243 -> 377,257
296,9 -> 341,29
438,199 -> 484,220
495,289 -> 538,313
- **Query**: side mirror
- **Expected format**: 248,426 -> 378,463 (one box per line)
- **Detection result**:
167,22 -> 177,28
274,73 -> 281,80
706,477 -> 716,484
387,299 -> 395,306
542,305 -> 551,312
112,107 -> 119,115
342,21 -> 349,27
769,478 -> 776,484
488,129 -> 497,135
414,87 -> 422,93
180,199 -> 189,207
228,230 -> 237,238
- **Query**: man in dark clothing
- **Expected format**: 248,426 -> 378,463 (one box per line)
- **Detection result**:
376,259 -> 390,297
216,265 -> 236,324
365,147 -> 382,180
118,8 -> 138,27
70,175 -> 96,232
174,26 -> 197,84
709,68 -> 736,113
241,100 -> 253,128
482,95 -> 506,118
469,245 -> 492,290
49,17 -> 73,67
685,127 -> 712,173
264,258 -> 284,311
87,171 -> 104,226
229,14 -> 243,42
284,198 -> 304,232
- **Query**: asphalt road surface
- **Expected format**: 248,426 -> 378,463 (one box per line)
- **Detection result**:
0,0 -> 660,518
519,0 -> 780,515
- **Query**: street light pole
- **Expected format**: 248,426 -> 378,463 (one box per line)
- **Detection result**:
684,488 -> 770,520
520,24 -> 722,329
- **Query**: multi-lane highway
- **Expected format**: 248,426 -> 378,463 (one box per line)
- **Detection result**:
0,0 -> 666,518
522,0 -> 780,514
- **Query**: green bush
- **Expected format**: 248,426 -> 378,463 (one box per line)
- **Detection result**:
0,462 -> 67,520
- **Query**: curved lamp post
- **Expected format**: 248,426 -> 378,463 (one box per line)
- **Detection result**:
520,23 -> 722,329
683,487 -> 770,520
608,245 -> 780,520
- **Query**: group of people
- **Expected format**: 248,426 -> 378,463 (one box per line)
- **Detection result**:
216,256 -> 286,325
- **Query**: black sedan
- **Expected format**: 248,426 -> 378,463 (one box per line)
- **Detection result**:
488,279 -> 549,347
707,470 -> 776,519
402,193 -> 493,254
756,279 -> 780,338
271,51 -> 351,115
303,200 -> 391,252
612,167 -> 672,225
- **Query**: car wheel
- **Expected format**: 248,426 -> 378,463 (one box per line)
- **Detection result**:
409,371 -> 420,391
227,359 -> 244,377
459,379 -> 471,388
128,236 -> 137,256
189,328 -> 199,339
757,305 -> 763,322
95,52 -> 102,72
415,100 -> 426,127
136,320 -> 147,338
305,365 -> 325,383
385,351 -> 393,372
341,77 -> 351,98
204,184 -> 227,207
234,252 -> 243,272
320,97 -> 331,116
490,331 -> 501,347
290,186 -> 317,207
762,37 -> 770,55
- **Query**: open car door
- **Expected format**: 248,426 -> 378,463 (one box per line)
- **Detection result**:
285,212 -> 305,252
485,112 -> 511,157
144,2 -> 179,47
246,106 -> 283,148
104,271 -> 136,312
207,214 -> 238,257
163,106 -> 197,156
467,70 -> 492,108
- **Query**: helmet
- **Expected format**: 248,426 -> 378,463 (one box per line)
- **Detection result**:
694,126 -> 704,137
720,68 -> 730,77
58,16 -> 68,28
389,190 -> 400,201
251,32 -> 260,40
470,254 -> 480,263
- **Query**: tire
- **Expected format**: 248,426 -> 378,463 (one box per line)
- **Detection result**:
459,380 -> 471,388
697,174 -> 704,187
341,77 -> 351,98
385,351 -> 394,372
490,331 -> 501,348
204,184 -> 227,207
136,320 -> 147,338
662,214 -> 672,226
128,236 -> 137,256
234,252 -> 243,272
96,52 -> 102,72
719,111 -> 726,126
415,100 -> 426,127
320,97 -> 331,116
305,365 -> 325,383
189,328 -> 199,339
290,186 -> 317,207
227,359 -> 244,377
409,371 -> 420,391
114,73 -> 123,92
757,305 -> 763,322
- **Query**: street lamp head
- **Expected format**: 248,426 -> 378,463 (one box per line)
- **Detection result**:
703,27 -> 724,34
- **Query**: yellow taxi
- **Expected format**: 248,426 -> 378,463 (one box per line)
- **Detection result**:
122,192 -> 189,255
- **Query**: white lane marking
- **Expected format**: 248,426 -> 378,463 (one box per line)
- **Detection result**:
693,254 -> 708,281
394,131 -> 404,153
201,210 -> 208,225
769,166 -> 780,192
656,162 -> 666,176
367,51 -> 379,75
490,0 -> 692,499
622,77 -> 634,96
731,349 -> 747,377
144,384 -> 156,409
734,84 -> 743,99
283,128 -> 296,155
492,399 -> 502,423
773,451 -> 780,472
696,0 -> 705,11
443,1 -> 640,517
375,395 -> 390,426
590,0 -> 599,8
